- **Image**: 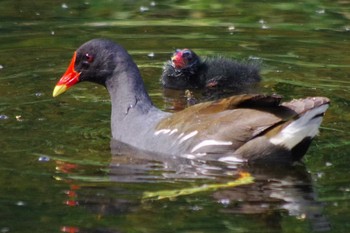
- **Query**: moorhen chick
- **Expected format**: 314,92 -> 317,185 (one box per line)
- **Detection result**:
161,48 -> 261,91
53,39 -> 330,164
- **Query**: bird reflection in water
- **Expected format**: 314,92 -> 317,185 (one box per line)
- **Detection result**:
53,140 -> 330,233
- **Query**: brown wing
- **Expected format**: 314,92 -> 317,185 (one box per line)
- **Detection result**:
156,94 -> 297,153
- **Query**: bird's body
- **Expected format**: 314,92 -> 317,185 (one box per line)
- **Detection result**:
161,48 -> 261,92
53,39 -> 329,164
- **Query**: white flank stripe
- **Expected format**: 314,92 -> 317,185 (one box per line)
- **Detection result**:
154,129 -> 171,135
169,129 -> 178,135
191,140 -> 232,153
269,104 -> 329,149
179,131 -> 198,143
177,133 -> 184,139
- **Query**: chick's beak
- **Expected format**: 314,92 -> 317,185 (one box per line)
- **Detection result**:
171,51 -> 186,69
53,51 -> 81,97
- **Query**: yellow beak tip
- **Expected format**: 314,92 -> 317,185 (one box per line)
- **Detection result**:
52,85 -> 68,97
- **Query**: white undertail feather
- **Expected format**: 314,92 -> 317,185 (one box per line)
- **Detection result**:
269,104 -> 329,149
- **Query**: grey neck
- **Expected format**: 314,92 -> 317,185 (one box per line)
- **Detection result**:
105,62 -> 159,139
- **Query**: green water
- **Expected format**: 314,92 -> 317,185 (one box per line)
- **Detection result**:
1,0 -> 350,232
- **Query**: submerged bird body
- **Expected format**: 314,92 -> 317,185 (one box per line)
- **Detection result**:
53,39 -> 329,164
161,48 -> 261,91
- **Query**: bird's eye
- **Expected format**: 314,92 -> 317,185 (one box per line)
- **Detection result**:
182,50 -> 192,60
85,53 -> 94,63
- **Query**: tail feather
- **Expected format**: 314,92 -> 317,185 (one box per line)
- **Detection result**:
270,97 -> 330,149
220,97 -> 330,164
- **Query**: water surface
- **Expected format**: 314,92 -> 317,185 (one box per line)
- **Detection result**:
1,1 -> 350,232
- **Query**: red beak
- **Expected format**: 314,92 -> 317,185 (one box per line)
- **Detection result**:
171,51 -> 186,69
52,52 -> 81,97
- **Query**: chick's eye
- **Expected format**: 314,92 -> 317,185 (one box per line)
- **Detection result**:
85,53 -> 94,63
182,51 -> 192,60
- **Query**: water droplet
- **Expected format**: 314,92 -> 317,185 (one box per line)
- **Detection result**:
0,114 -> 8,120
16,201 -> 26,206
38,156 -> 50,162
147,52 -> 155,58
258,19 -> 270,29
140,6 -> 149,13
35,92 -> 43,97
261,24 -> 270,29
15,115 -> 23,121
316,9 -> 325,14
228,25 -> 235,31
219,198 -> 230,206
317,172 -> 324,178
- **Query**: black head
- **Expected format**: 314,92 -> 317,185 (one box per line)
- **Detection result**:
53,39 -> 133,97
171,48 -> 200,70
75,39 -> 131,84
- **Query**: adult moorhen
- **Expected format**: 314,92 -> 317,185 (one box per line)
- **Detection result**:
53,39 -> 330,164
161,48 -> 261,91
